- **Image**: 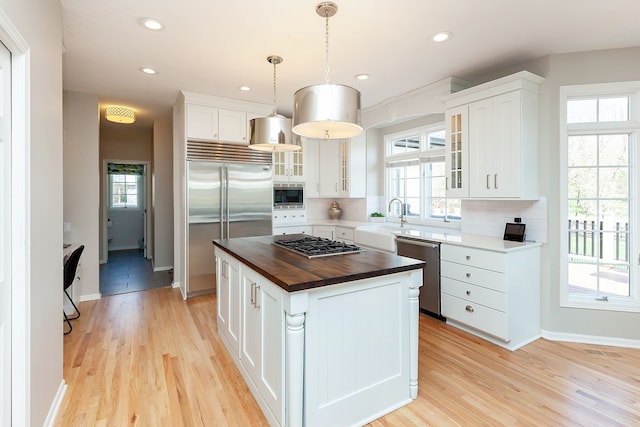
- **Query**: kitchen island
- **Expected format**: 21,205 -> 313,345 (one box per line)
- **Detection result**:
213,235 -> 424,427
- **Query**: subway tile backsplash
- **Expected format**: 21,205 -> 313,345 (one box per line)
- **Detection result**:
461,197 -> 548,243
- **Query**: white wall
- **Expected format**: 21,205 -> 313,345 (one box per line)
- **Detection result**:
152,117 -> 174,271
538,47 -> 640,341
63,91 -> 100,301
0,0 -> 64,424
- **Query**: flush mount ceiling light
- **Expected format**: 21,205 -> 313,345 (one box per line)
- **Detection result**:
354,74 -> 370,80
105,106 -> 135,124
249,55 -> 300,152
292,2 -> 362,140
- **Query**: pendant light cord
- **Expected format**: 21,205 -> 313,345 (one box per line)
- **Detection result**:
272,59 -> 277,115
324,7 -> 330,84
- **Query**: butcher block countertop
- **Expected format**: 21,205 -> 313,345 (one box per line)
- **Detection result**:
212,234 -> 425,292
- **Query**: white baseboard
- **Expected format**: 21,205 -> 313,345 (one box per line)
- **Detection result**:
153,265 -> 173,272
172,281 -> 180,288
541,329 -> 640,349
79,293 -> 101,302
43,380 -> 67,427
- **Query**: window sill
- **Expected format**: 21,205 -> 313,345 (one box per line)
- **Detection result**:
561,295 -> 640,313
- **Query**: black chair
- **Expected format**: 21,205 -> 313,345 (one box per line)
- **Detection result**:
63,245 -> 84,335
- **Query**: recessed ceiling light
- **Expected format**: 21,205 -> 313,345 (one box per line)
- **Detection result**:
139,18 -> 163,31
354,74 -> 370,80
139,67 -> 158,75
239,86 -> 251,92
432,31 -> 452,42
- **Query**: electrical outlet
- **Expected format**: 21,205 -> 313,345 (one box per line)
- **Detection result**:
63,222 -> 71,232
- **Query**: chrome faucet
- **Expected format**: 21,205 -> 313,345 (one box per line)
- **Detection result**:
388,197 -> 406,227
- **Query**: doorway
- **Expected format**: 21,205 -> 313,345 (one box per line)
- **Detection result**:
100,160 -> 170,295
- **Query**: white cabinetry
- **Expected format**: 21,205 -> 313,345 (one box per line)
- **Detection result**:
240,266 -> 284,425
273,225 -> 312,236
312,225 -> 334,240
334,226 -> 354,244
445,71 -> 543,200
186,104 -> 256,144
218,108 -> 248,143
444,105 -> 469,198
186,103 -> 219,141
216,250 -> 240,357
273,141 -> 305,182
440,243 -> 541,350
309,133 -> 366,198
304,139 -> 320,197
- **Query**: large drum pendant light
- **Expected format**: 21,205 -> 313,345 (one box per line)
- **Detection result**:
292,2 -> 362,140
249,55 -> 300,152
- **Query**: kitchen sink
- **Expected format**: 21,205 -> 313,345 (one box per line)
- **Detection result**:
354,224 -> 411,253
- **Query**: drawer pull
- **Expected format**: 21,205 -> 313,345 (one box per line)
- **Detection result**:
466,273 -> 471,278
465,305 -> 475,313
465,255 -> 471,260
466,290 -> 471,296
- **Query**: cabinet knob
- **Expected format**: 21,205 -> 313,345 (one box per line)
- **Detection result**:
466,272 -> 471,278
465,305 -> 475,313
466,290 -> 471,296
465,255 -> 471,260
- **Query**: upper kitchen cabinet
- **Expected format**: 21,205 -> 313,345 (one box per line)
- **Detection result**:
273,140 -> 305,182
180,92 -> 272,145
312,134 -> 366,198
445,71 -> 544,200
186,105 -> 248,144
445,105 -> 469,198
186,103 -> 219,141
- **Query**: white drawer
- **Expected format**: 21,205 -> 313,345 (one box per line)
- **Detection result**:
441,277 -> 506,312
273,225 -> 312,235
441,244 -> 505,273
441,293 -> 507,340
440,260 -> 506,293
335,226 -> 354,241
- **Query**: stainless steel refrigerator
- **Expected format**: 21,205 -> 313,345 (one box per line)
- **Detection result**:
187,161 -> 273,296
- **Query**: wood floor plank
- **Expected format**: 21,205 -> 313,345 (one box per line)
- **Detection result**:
55,287 -> 640,426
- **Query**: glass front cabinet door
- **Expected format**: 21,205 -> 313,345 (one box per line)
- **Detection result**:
445,105 -> 469,198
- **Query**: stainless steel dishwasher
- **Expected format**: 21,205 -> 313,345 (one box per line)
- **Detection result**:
396,236 -> 444,320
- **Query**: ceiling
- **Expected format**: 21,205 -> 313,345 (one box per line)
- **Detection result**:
61,0 -> 640,131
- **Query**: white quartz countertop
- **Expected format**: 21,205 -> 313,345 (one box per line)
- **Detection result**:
394,229 -> 542,252
302,219 -> 542,253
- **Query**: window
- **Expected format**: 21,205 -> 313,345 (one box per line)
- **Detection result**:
108,163 -> 144,209
561,83 -> 640,312
385,125 -> 461,224
110,174 -> 140,208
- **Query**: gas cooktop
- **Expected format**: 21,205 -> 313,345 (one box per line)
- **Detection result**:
273,236 -> 364,258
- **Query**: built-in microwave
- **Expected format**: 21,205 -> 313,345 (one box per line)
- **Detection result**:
273,183 -> 304,209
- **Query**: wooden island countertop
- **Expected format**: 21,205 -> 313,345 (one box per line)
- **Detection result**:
212,234 -> 425,292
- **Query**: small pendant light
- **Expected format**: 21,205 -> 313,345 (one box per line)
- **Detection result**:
292,2 -> 362,140
249,55 -> 300,152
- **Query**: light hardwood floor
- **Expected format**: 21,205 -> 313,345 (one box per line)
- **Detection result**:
55,287 -> 640,426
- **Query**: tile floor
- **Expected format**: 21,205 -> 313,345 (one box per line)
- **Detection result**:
99,249 -> 173,296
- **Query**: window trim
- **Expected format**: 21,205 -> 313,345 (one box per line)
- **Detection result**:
384,124 -> 461,228
559,82 -> 640,313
